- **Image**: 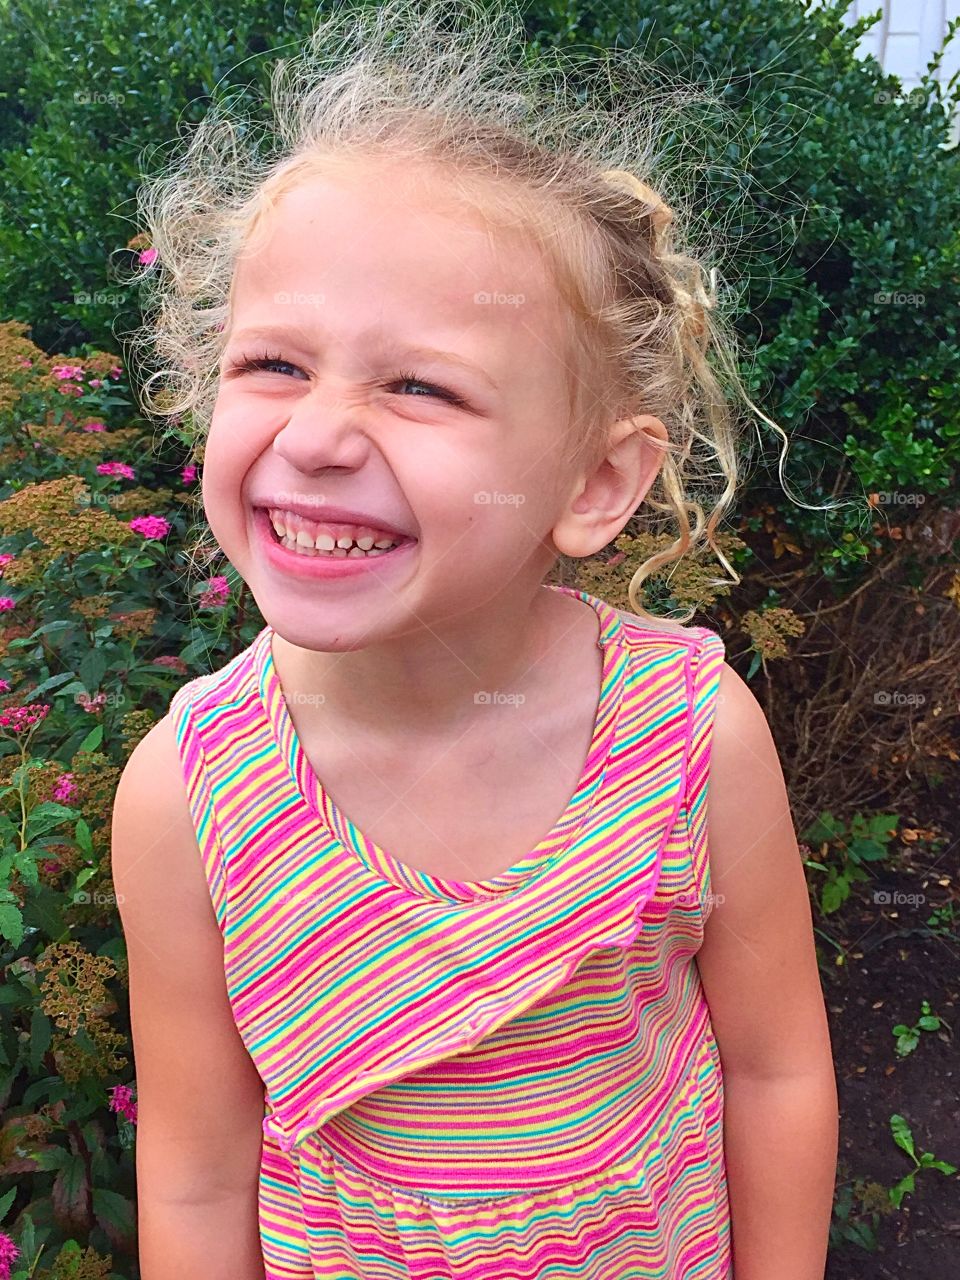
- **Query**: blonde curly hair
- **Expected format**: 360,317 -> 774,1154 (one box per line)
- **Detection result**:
125,0 -> 807,624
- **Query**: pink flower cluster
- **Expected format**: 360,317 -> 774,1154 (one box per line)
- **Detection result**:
96,461 -> 135,480
49,365 -> 122,398
109,1083 -> 138,1124
0,1230 -> 19,1280
0,598 -> 15,612
53,772 -> 76,802
182,463 -> 197,484
82,420 -> 106,433
0,703 -> 50,733
199,575 -> 230,609
129,515 -> 170,540
151,654 -> 188,673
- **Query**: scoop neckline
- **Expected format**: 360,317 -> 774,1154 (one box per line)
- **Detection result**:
253,584 -> 628,905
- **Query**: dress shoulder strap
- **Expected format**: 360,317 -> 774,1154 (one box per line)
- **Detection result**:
680,627 -> 727,924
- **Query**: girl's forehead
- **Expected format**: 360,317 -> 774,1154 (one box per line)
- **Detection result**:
237,168 -> 559,306
255,156 -> 553,266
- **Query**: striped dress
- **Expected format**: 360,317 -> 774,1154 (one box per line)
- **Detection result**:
167,584 -> 731,1278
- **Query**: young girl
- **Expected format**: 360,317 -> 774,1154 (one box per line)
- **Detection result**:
111,3 -> 838,1277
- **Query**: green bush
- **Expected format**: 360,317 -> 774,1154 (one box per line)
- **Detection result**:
0,323 -> 259,1277
1,0 -> 956,582
522,0 -> 960,577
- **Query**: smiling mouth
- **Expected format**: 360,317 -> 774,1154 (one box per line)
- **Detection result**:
259,508 -> 418,558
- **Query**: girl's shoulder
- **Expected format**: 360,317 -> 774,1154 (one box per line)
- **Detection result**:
167,626 -> 269,721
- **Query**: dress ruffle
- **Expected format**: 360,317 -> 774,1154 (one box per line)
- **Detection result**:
257,662 -> 693,1156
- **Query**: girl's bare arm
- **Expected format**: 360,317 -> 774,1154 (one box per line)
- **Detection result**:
695,662 -> 839,1280
111,715 -> 267,1279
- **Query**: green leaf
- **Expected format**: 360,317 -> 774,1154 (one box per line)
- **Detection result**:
74,818 -> 93,855
890,1113 -> 916,1160
0,1185 -> 16,1223
92,1186 -> 136,1246
0,904 -> 24,948
79,649 -> 107,692
821,878 -> 847,914
24,801 -> 77,842
77,724 -> 103,753
889,1171 -> 915,1208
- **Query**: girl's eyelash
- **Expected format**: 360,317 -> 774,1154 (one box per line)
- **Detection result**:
229,351 -> 468,408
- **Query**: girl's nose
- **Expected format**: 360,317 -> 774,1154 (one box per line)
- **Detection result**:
270,391 -> 372,474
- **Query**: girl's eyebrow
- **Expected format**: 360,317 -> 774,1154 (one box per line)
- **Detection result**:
226,323 -> 500,390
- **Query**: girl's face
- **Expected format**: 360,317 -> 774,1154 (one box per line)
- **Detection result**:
204,161 -> 588,650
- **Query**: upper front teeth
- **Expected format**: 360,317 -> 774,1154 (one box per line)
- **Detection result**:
267,508 -> 401,551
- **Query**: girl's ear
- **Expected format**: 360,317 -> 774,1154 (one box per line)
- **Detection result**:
551,415 -> 668,559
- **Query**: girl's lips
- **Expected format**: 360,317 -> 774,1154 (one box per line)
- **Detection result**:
253,506 -> 417,580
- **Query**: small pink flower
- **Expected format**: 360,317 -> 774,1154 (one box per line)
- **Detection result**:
0,1229 -> 20,1280
0,680 -> 9,693
58,383 -> 85,397
77,691 -> 107,714
109,1083 -> 138,1124
199,574 -> 230,608
129,515 -> 170,540
138,247 -> 159,267
0,703 -> 50,733
151,654 -> 188,673
96,461 -> 135,480
110,366 -> 122,379
0,598 -> 14,612
41,858 -> 60,875
181,463 -> 197,484
82,421 -> 106,432
89,378 -> 102,389
52,364 -> 84,381
53,772 -> 76,802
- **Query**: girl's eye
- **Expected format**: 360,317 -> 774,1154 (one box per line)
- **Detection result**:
230,353 -> 304,378
393,370 -> 466,408
229,352 -> 468,408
